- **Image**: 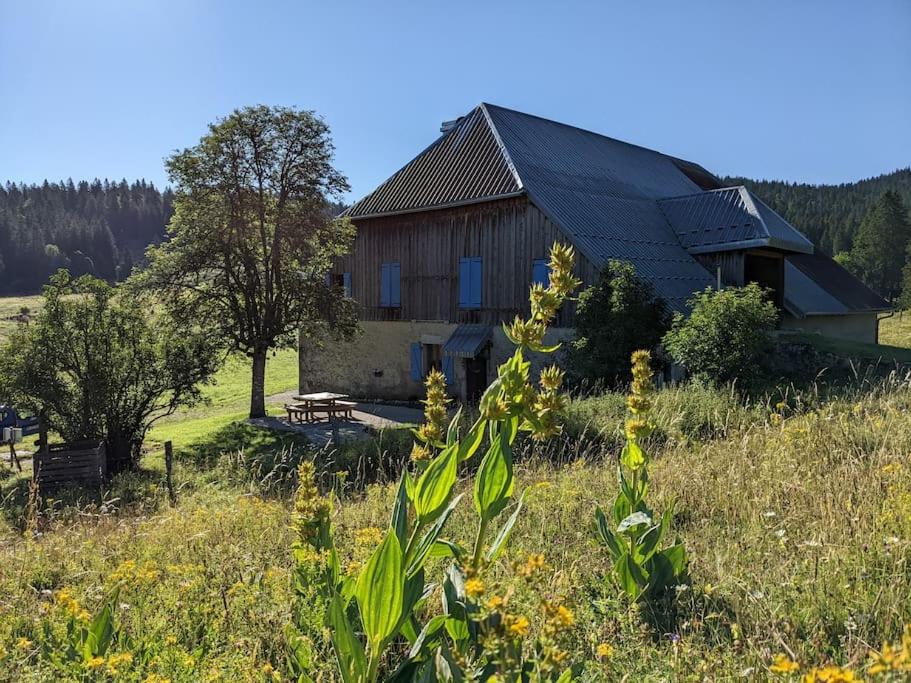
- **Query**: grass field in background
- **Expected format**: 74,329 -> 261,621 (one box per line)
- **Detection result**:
0,294 -> 42,343
879,311 -> 911,348
147,347 -> 299,453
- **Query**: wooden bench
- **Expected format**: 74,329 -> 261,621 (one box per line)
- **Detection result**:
285,404 -> 308,423
286,401 -> 356,423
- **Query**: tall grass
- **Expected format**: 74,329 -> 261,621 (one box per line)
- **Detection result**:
2,379 -> 910,680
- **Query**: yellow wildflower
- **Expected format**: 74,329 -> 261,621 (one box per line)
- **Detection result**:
506,615 -> 530,637
293,461 -> 332,547
354,527 -> 384,547
485,595 -> 505,611
596,643 -> 613,659
143,675 -> 172,683
410,443 -> 431,462
15,637 -> 33,651
800,665 -> 858,682
516,553 -> 547,578
86,656 -> 106,669
465,577 -> 485,598
625,417 -> 652,440
539,365 -> 564,392
106,652 -> 133,675
770,654 -> 800,673
483,397 -> 510,420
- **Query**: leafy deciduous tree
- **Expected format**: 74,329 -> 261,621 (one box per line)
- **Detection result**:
137,106 -> 357,418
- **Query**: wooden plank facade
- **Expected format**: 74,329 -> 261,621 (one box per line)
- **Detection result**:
333,196 -> 596,327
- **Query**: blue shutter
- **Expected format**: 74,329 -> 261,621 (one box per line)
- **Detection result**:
458,258 -> 471,308
442,355 -> 455,385
391,262 -> 401,307
380,263 -> 390,307
325,272 -> 332,287
343,272 -> 352,298
470,257 -> 482,308
410,343 -> 423,381
532,259 -> 550,286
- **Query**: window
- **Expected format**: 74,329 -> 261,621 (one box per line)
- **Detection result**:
458,257 -> 482,309
532,259 -> 550,287
380,262 -> 400,308
329,272 -> 352,298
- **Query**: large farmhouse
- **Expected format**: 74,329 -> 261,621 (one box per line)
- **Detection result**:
300,104 -> 889,401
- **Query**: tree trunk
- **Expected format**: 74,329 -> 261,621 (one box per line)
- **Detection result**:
250,348 -> 267,418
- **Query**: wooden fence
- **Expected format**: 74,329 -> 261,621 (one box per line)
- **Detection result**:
33,439 -> 106,491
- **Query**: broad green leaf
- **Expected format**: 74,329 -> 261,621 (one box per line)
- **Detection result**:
620,441 -> 646,471
663,543 -> 687,575
612,488 -> 631,526
617,511 -> 652,534
486,486 -> 530,563
390,470 -> 411,549
392,568 -> 426,640
434,642 -> 465,682
429,539 -> 465,561
408,494 -> 463,576
444,615 -> 470,642
408,614 -> 447,659
614,552 -> 647,599
595,506 -> 623,561
413,444 -> 458,524
457,418 -> 486,463
85,597 -> 115,658
555,669 -> 574,683
327,594 -> 367,683
355,531 -> 404,646
446,406 -> 463,446
647,546 -> 685,596
473,431 -> 514,522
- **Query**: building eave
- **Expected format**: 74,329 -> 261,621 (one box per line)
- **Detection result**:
347,190 -> 527,221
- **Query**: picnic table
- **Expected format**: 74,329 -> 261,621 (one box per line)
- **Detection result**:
285,392 -> 356,423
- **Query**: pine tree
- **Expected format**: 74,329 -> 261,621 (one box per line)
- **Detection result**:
849,190 -> 911,300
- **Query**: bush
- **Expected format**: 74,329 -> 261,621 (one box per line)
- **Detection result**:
566,260 -> 671,387
663,284 -> 778,387
0,271 -> 222,473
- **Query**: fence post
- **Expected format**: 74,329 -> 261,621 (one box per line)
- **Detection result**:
164,440 -> 177,506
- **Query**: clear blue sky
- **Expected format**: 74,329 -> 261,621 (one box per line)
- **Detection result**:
2,0 -> 909,200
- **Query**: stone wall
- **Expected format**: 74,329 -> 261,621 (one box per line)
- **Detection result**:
299,321 -> 575,402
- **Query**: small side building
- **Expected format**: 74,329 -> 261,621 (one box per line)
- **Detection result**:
300,104 -> 889,401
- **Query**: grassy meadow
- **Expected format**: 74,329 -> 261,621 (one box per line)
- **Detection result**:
2,296 -> 911,680
0,294 -> 43,344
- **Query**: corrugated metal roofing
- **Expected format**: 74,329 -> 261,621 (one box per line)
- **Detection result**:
658,187 -> 814,254
784,252 -> 889,315
480,103 -> 714,310
345,103 -> 846,313
443,324 -> 491,358
346,107 -> 522,219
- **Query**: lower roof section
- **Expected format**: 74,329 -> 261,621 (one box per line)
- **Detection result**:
784,252 -> 889,317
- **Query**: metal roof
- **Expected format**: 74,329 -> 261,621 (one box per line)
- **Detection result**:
344,103 -> 837,312
658,186 -> 814,255
346,107 -> 522,219
480,103 -> 714,310
443,324 -> 491,358
784,252 -> 889,316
